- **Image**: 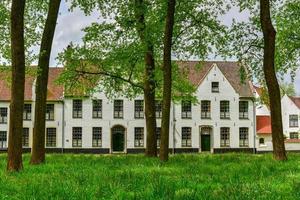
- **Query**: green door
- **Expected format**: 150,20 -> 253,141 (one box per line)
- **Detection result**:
201,135 -> 210,151
112,126 -> 125,152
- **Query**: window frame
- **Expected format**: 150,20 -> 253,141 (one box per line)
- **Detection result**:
134,127 -> 144,147
181,127 -> 192,147
114,100 -> 124,119
46,104 -> 55,121
0,107 -> 8,124
290,132 -> 299,139
72,99 -> 83,119
181,101 -> 192,119
23,104 -> 32,121
211,82 -> 219,93
239,127 -> 249,147
239,101 -> 249,119
155,100 -> 162,118
92,99 -> 102,119
0,131 -> 7,149
289,115 -> 299,127
22,128 -> 29,147
92,127 -> 102,147
220,127 -> 230,147
134,100 -> 144,119
220,101 -> 230,119
72,127 -> 82,147
201,100 -> 211,119
46,128 -> 57,147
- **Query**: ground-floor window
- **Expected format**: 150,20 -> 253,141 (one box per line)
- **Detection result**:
0,131 -> 7,148
23,128 -> 29,147
259,138 -> 265,145
220,127 -> 230,147
182,127 -> 192,147
156,127 -> 161,147
72,127 -> 82,147
239,127 -> 249,147
92,127 -> 102,147
46,128 -> 56,147
290,132 -> 299,139
134,127 -> 144,147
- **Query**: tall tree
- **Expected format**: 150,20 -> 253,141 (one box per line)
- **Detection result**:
160,0 -> 176,161
7,0 -> 26,171
30,0 -> 61,165
260,0 -> 286,160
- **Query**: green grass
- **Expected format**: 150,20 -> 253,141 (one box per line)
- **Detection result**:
0,153 -> 300,200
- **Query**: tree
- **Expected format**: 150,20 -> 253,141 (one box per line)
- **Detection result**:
160,0 -> 176,162
7,0 -> 26,171
30,0 -> 61,165
260,0 -> 286,161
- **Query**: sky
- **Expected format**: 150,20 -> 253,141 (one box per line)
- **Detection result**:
50,1 -> 300,95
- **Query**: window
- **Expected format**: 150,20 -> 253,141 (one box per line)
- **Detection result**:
182,127 -> 192,147
46,128 -> 56,147
0,131 -> 7,148
46,104 -> 54,120
156,127 -> 161,147
23,104 -> 32,120
182,101 -> 192,119
201,101 -> 211,119
220,101 -> 230,119
134,127 -> 144,147
72,127 -> 82,147
239,101 -> 249,119
290,132 -> 299,139
239,128 -> 249,147
220,127 -> 230,147
134,100 -> 144,119
0,107 -> 8,124
73,100 -> 82,118
92,127 -> 102,147
155,100 -> 162,118
212,82 -> 219,93
114,100 -> 123,118
92,100 -> 102,118
259,138 -> 265,145
289,115 -> 298,127
22,128 -> 29,147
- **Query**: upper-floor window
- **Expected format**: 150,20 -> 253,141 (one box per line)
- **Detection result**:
259,138 -> 265,145
211,82 -> 219,93
182,127 -> 192,147
201,100 -> 211,119
73,100 -> 82,118
239,101 -> 249,119
220,127 -> 230,147
0,131 -> 7,149
155,100 -> 162,118
134,127 -> 144,147
134,100 -> 144,119
23,104 -> 32,120
114,100 -> 123,118
290,132 -> 299,139
182,101 -> 192,119
239,127 -> 249,147
46,128 -> 56,147
92,100 -> 102,118
23,128 -> 29,147
0,107 -> 8,124
289,115 -> 298,127
46,104 -> 54,121
220,101 -> 230,119
72,127 -> 82,147
92,127 -> 102,147
156,127 -> 161,147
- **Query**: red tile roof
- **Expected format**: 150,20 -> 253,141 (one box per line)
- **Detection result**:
176,61 -> 254,97
257,115 -> 272,134
289,96 -> 300,109
0,67 -> 64,101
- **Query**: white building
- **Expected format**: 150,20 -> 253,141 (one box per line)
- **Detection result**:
0,61 -> 256,153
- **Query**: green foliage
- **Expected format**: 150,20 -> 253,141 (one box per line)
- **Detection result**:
1,153 -> 300,199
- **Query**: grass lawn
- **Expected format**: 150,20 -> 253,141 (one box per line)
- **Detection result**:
1,153 -> 300,200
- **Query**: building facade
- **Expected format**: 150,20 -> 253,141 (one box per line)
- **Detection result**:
0,62 -> 256,153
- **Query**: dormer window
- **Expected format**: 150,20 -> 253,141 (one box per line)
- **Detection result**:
212,82 -> 219,93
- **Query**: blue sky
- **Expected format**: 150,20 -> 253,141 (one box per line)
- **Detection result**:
50,1 -> 300,95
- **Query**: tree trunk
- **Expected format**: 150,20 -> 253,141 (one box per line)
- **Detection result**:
134,0 -> 157,157
7,0 -> 26,172
160,0 -> 176,162
30,0 -> 61,165
260,0 -> 287,161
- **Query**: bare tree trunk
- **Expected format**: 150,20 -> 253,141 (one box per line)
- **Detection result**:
7,0 -> 26,172
260,0 -> 287,161
160,0 -> 176,162
134,0 -> 157,157
30,0 -> 61,165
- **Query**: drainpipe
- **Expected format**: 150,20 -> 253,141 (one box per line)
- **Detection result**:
253,98 -> 256,154
172,102 -> 176,154
61,101 -> 65,153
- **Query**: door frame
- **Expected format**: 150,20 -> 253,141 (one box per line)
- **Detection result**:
110,125 -> 127,153
199,126 -> 213,153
